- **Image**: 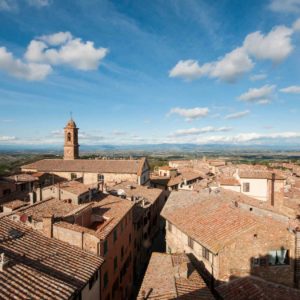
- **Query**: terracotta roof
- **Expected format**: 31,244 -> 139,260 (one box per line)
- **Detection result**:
161,189 -> 286,254
0,217 -> 103,300
91,195 -> 134,239
137,252 -> 213,299
3,174 -> 37,183
216,276 -> 300,300
59,181 -> 90,195
22,158 -> 146,175
168,171 -> 203,187
219,177 -> 240,186
2,200 -> 28,210
239,171 -> 285,180
111,181 -> 162,204
15,198 -> 80,222
158,166 -> 177,171
55,195 -> 134,240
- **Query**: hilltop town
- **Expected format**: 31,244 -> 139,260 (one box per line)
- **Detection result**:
0,118 -> 299,299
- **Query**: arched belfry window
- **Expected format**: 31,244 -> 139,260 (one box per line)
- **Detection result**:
67,132 -> 72,142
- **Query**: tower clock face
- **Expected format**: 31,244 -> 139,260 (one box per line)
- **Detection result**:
66,149 -> 72,155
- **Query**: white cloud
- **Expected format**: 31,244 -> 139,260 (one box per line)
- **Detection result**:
280,85 -> 300,93
27,0 -> 50,7
293,18 -> 300,31
172,126 -> 232,136
0,47 -> 52,80
238,84 -> 276,104
39,32 -> 72,46
0,32 -> 108,80
168,107 -> 209,121
269,0 -> 300,13
25,32 -> 108,71
224,110 -> 250,120
207,47 -> 254,82
170,20 -> 297,82
169,48 -> 253,83
0,135 -> 16,141
195,132 -> 300,144
243,26 -> 294,63
250,73 -> 267,81
169,60 -> 207,80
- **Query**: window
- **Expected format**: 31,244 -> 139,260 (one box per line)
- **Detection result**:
98,174 -> 104,181
188,237 -> 194,249
104,240 -> 108,256
129,233 -> 131,243
103,272 -> 108,288
243,182 -> 250,192
168,222 -> 172,232
71,173 -> 77,180
268,249 -> 289,266
202,246 -> 210,261
67,132 -> 71,142
113,229 -> 117,242
114,256 -> 118,272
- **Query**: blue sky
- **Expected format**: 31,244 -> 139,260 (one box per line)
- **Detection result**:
1,0 -> 300,146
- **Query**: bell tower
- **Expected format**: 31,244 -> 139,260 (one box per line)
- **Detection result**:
63,118 -> 79,160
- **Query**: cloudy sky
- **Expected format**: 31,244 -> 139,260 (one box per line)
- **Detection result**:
1,0 -> 300,146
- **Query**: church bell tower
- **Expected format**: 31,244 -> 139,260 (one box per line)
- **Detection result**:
64,118 -> 79,160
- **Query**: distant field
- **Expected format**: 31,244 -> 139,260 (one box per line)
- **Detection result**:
1,148 -> 300,176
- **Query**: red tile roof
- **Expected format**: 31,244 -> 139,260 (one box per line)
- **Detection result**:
0,217 -> 103,300
15,197 -> 80,222
219,177 -> 240,186
161,189 -> 287,253
216,276 -> 300,300
137,252 -> 213,299
168,171 -> 203,187
239,171 -> 285,180
22,158 -> 147,175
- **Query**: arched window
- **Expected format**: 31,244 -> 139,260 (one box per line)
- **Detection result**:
67,132 -> 71,142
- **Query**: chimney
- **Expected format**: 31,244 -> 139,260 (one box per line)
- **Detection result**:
42,214 -> 54,238
0,253 -> 9,272
29,191 -> 36,205
35,187 -> 42,202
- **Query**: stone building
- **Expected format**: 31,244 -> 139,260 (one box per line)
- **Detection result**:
0,216 -> 104,300
108,181 -> 166,283
161,189 -> 299,290
21,119 -> 150,186
51,194 -> 135,300
31,180 -> 99,205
